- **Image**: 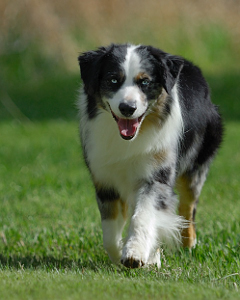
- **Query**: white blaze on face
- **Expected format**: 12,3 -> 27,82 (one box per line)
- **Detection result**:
122,45 -> 141,82
108,46 -> 148,140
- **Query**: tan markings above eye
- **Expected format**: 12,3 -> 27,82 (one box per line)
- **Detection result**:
135,72 -> 150,80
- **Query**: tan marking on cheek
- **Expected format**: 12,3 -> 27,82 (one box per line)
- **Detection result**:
176,175 -> 197,248
140,89 -> 168,132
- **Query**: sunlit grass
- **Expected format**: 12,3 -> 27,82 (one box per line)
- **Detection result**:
0,121 -> 239,299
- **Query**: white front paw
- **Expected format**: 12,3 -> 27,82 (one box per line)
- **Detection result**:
121,244 -> 148,268
104,241 -> 123,264
121,256 -> 145,268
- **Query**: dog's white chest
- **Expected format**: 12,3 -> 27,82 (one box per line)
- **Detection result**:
83,112 -> 160,197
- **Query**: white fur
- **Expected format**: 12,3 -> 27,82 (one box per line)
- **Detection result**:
122,45 -> 141,79
101,213 -> 126,264
80,90 -> 183,199
79,90 -> 184,266
121,187 -> 183,267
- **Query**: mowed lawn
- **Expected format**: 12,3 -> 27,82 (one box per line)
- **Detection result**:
0,119 -> 239,299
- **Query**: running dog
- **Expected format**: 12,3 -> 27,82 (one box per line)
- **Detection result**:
77,44 -> 223,268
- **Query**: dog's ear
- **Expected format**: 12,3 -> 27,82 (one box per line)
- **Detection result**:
78,47 -> 109,96
147,46 -> 184,94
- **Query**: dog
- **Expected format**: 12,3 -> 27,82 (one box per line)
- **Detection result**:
77,44 -> 223,268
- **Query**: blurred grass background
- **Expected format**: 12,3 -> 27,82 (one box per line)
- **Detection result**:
0,0 -> 240,121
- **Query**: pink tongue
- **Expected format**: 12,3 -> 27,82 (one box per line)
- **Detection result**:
117,118 -> 139,137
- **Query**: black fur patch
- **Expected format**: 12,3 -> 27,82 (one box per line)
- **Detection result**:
154,168 -> 171,185
96,186 -> 120,203
178,60 -> 223,168
162,96 -> 173,116
196,110 -> 223,166
86,95 -> 98,119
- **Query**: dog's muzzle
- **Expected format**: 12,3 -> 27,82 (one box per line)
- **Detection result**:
109,104 -> 144,140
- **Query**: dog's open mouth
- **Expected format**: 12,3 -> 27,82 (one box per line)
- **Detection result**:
110,109 -> 144,140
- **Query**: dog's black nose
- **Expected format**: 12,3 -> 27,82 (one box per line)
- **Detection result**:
119,102 -> 137,117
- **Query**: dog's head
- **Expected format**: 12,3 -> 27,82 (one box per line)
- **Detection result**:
78,44 -> 183,140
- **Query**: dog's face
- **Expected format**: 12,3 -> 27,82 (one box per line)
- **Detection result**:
79,44 -> 183,140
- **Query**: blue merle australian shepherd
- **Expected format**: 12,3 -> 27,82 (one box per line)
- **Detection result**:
78,44 -> 223,268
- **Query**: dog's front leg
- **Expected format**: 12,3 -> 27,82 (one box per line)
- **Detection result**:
121,182 -> 183,268
101,216 -> 125,264
96,189 -> 127,264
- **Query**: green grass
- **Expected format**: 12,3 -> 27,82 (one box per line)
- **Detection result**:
0,120 -> 240,299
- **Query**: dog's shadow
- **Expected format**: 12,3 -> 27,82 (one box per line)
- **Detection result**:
0,253 -> 165,273
0,253 -> 111,272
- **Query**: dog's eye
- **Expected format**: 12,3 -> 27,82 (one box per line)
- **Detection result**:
111,78 -> 118,84
141,79 -> 150,86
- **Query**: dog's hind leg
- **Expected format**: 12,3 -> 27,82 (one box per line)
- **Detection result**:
97,193 -> 127,264
176,163 -> 210,248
